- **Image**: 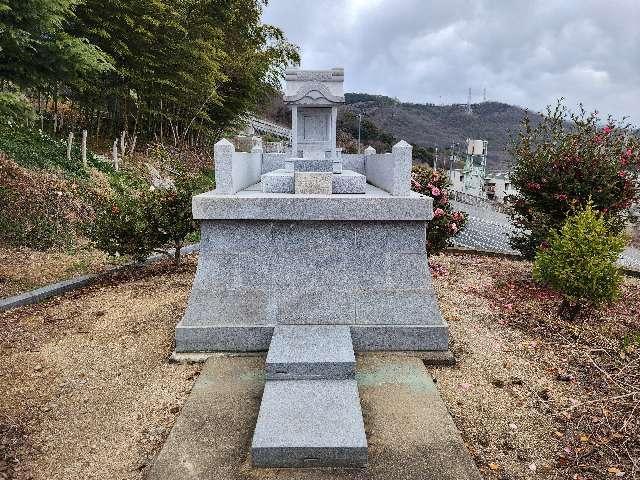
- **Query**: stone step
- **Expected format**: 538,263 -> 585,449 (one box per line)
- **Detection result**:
251,379 -> 368,468
266,325 -> 355,380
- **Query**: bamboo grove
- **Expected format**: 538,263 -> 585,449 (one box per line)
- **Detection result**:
0,0 -> 300,146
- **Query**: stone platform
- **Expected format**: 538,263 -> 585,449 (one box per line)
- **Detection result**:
261,168 -> 366,194
252,379 -> 367,467
146,355 -> 482,480
266,325 -> 355,380
253,325 -> 366,467
175,183 -> 448,353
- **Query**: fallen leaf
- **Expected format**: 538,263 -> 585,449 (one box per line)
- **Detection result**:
529,463 -> 537,471
488,462 -> 500,471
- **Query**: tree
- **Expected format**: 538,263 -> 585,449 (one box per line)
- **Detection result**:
71,0 -> 299,141
508,101 -> 640,258
0,0 -> 111,90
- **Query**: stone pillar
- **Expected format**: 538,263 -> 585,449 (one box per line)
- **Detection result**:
363,146 -> 376,156
330,106 -> 337,158
391,140 -> 412,196
214,138 -> 235,194
291,105 -> 298,157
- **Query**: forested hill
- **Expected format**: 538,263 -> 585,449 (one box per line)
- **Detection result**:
342,93 -> 542,169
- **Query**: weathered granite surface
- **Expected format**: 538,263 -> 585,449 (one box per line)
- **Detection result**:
294,171 -> 333,194
332,170 -> 366,194
251,379 -> 367,468
365,140 -> 412,196
262,169 -> 366,194
266,325 -> 355,380
177,205 -> 447,352
260,170 -> 294,193
261,152 -> 287,174
214,140 -> 262,195
342,153 -> 365,175
289,158 -> 333,172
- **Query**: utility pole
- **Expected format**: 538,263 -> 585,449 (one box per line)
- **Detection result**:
433,145 -> 438,170
450,142 -> 457,170
357,113 -> 362,154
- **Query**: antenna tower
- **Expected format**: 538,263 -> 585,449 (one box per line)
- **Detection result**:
466,88 -> 472,115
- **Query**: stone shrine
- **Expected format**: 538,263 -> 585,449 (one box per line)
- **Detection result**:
261,67 -> 367,194
175,67 -> 449,468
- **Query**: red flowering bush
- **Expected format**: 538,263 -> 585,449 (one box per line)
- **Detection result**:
411,165 -> 467,254
508,101 -> 640,258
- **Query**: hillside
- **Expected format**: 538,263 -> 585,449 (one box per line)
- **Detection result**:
342,94 -> 542,170
259,92 -> 541,170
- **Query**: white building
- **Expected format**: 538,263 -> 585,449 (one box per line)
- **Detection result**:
447,169 -> 518,203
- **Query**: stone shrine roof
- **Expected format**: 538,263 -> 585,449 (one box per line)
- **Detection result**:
283,68 -> 345,106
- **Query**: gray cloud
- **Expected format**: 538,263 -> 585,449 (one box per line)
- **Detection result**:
263,0 -> 640,121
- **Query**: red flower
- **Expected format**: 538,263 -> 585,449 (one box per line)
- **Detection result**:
603,125 -> 613,134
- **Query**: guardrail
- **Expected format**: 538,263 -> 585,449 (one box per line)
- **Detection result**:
451,190 -> 510,214
248,116 -> 291,140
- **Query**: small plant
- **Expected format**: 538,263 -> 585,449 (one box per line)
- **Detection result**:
411,165 -> 467,254
533,203 -> 626,319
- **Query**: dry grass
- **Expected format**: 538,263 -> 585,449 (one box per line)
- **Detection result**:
0,243 -> 116,298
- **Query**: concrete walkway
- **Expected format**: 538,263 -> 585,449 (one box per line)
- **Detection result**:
146,355 -> 481,480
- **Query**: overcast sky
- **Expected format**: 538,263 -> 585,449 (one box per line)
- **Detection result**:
263,0 -> 640,122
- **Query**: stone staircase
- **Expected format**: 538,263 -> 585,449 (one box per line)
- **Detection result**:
251,325 -> 368,468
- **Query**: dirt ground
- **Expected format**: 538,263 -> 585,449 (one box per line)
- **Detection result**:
430,253 -> 639,480
0,257 -> 201,480
1,252 -> 638,480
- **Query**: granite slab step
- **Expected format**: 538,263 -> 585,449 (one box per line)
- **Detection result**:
251,379 -> 368,468
266,325 -> 356,380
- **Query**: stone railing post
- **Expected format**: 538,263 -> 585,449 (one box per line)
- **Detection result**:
391,140 -> 412,196
214,138 -> 235,194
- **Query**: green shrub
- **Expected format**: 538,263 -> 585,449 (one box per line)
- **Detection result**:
0,154 -> 95,249
411,165 -> 467,254
533,203 -> 626,319
86,168 -> 214,263
508,101 -> 640,258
